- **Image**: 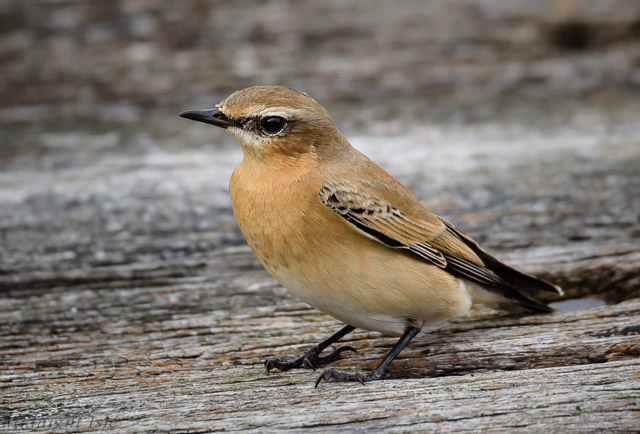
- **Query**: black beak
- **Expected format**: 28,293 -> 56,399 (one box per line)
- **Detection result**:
179,108 -> 232,129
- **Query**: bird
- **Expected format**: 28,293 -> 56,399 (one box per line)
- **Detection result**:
179,85 -> 563,387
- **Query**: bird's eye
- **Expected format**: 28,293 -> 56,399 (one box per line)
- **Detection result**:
261,116 -> 286,134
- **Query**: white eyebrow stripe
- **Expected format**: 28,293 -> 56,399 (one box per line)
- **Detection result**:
255,107 -> 307,118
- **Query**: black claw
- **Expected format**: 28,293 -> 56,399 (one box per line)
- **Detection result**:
264,357 -> 278,376
335,345 -> 358,355
302,357 -> 316,371
315,345 -> 357,365
264,356 -> 302,375
263,344 -> 357,377
314,368 -> 376,388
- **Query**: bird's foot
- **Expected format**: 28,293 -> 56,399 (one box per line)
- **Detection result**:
264,345 -> 357,375
314,368 -> 381,388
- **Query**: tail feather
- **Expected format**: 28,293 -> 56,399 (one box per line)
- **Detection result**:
439,219 -> 561,313
441,220 -> 563,296
465,280 -> 554,313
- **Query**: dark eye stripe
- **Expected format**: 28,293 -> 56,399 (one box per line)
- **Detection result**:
231,115 -> 294,136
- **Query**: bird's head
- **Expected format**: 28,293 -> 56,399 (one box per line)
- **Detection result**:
180,86 -> 347,163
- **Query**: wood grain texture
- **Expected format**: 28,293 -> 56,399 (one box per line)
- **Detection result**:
2,241 -> 640,432
2,129 -> 640,433
2,131 -> 639,432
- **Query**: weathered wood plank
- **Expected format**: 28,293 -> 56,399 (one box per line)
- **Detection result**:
1,255 -> 639,432
2,126 -> 639,431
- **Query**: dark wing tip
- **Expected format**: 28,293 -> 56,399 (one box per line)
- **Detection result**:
507,290 -> 556,313
441,220 -> 564,297
442,253 -> 555,313
550,283 -> 564,296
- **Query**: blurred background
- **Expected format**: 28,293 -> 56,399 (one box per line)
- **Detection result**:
1,0 -> 639,288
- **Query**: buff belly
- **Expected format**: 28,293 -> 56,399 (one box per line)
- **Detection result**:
255,231 -> 475,337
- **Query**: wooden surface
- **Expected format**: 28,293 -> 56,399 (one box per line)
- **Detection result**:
1,264 -> 640,431
1,244 -> 640,432
2,1 -> 640,432
2,125 -> 640,431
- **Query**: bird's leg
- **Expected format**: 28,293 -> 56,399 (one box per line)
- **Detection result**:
264,325 -> 356,375
315,324 -> 421,388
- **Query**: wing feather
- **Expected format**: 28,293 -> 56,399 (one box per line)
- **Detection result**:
319,183 -> 558,312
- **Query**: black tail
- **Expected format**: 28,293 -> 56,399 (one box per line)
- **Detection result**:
442,254 -> 554,312
440,220 -> 562,312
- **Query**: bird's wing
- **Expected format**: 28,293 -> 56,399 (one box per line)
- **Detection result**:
319,182 -> 560,312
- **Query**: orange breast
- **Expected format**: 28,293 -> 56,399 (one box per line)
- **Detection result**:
229,155 -> 325,272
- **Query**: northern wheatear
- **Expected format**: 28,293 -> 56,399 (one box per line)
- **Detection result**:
180,85 -> 562,387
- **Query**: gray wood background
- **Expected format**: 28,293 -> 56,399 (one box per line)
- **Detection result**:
1,1 -> 640,432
